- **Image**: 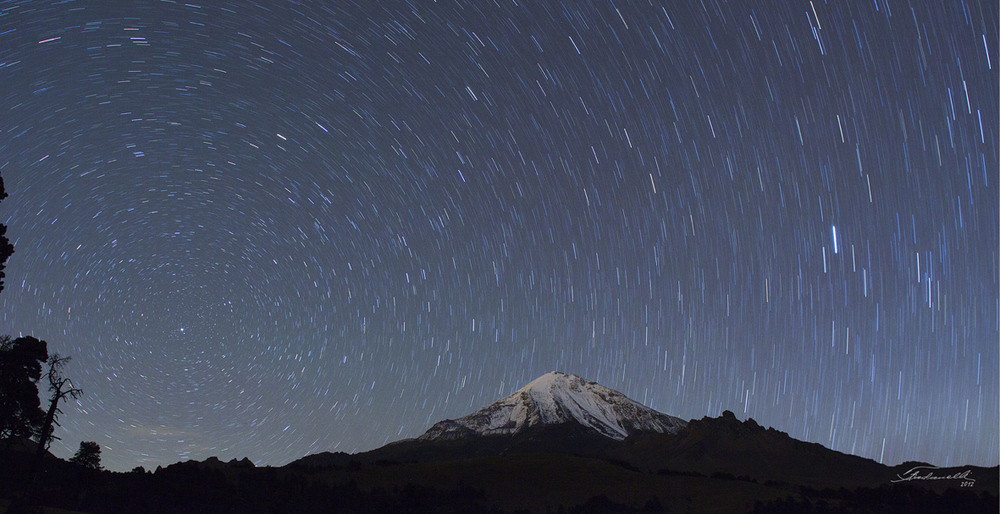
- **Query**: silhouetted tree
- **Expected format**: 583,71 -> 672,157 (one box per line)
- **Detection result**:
10,355 -> 82,514
0,176 -> 33,444
34,355 -> 83,449
0,176 -> 14,294
0,335 -> 48,441
70,441 -> 102,470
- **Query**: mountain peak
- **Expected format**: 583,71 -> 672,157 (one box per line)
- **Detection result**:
521,370 -> 566,385
514,370 -> 580,396
419,371 -> 686,442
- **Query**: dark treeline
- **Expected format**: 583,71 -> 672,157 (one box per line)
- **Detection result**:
1,454 -> 996,514
749,484 -> 998,514
0,457 -> 506,514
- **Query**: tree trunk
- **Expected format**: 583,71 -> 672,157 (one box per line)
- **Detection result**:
9,387 -> 61,514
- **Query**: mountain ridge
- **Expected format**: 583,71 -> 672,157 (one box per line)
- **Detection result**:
288,371 -> 997,500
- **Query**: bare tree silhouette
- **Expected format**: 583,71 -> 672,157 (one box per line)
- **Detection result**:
9,355 -> 83,514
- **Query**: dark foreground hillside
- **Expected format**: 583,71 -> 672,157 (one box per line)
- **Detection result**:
1,446 -> 996,513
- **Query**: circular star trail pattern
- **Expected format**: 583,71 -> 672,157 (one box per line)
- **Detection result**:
1,1 -> 996,471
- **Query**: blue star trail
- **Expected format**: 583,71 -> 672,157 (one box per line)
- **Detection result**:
0,0 -> 996,472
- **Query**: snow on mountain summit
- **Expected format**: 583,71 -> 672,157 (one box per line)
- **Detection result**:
419,371 -> 686,442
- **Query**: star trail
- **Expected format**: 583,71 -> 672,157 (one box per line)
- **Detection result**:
0,1 -> 996,472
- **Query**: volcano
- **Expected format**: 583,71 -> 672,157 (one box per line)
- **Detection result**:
418,371 -> 687,441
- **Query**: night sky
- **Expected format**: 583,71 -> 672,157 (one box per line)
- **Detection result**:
1,0 -> 996,472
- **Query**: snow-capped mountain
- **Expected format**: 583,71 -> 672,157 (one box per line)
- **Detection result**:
418,371 -> 686,442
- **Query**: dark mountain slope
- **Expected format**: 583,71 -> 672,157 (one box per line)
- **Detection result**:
617,410 -> 890,488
